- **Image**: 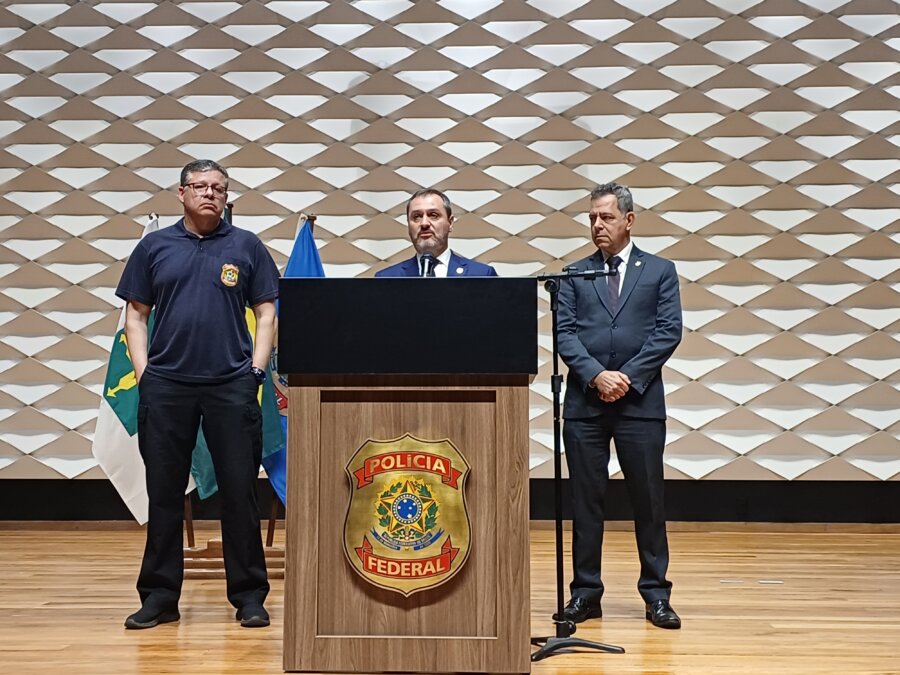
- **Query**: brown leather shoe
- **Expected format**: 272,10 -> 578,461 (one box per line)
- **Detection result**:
552,596 -> 602,624
645,599 -> 681,629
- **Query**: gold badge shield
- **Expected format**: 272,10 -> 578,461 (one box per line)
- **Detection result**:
343,433 -> 471,596
220,263 -> 239,287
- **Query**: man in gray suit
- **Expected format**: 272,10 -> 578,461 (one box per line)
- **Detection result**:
554,183 -> 683,629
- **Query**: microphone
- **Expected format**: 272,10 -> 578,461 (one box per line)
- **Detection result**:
420,252 -> 436,277
562,265 -> 606,279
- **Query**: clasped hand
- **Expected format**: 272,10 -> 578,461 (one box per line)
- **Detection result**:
592,370 -> 630,403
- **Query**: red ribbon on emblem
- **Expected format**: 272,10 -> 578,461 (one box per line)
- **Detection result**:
355,537 -> 460,579
354,451 -> 462,489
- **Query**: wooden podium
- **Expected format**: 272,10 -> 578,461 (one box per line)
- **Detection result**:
278,278 -> 537,674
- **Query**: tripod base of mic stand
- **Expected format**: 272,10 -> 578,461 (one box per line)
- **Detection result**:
530,619 -> 624,661
530,635 -> 625,662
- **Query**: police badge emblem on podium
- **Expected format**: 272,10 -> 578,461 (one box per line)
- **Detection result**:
343,433 -> 472,596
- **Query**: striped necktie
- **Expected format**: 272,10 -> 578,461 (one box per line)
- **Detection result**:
607,255 -> 622,312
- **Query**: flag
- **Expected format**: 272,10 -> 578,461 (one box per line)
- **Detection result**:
186,206 -> 286,500
91,214 -> 160,524
90,213 -> 283,519
266,215 -> 325,504
188,308 -> 286,499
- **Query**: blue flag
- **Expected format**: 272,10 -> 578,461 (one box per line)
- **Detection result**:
266,216 -> 325,504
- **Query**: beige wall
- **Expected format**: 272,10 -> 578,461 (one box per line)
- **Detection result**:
0,0 -> 898,484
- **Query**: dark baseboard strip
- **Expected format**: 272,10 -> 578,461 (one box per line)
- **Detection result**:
0,479 -> 283,522
529,479 -> 900,523
1,479 -> 899,523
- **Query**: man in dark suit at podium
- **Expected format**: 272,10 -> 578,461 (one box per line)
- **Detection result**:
376,189 -> 498,277
555,183 -> 684,629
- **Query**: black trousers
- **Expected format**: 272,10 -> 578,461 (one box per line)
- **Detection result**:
563,415 -> 672,605
135,370 -> 269,611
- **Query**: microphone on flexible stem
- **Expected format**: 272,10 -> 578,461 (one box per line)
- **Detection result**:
420,252 -> 436,277
562,265 -> 605,280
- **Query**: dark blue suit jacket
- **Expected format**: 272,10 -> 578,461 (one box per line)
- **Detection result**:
375,252 -> 498,277
558,245 -> 682,420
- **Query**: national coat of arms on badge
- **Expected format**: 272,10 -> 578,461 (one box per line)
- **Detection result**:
343,433 -> 472,596
220,263 -> 239,287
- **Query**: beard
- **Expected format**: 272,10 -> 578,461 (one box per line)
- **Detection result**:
415,236 -> 444,254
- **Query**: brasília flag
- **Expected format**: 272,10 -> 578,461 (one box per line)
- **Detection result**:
91,214 -> 161,524
266,214 -> 325,504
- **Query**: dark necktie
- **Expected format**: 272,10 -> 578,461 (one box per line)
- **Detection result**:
607,255 -> 622,312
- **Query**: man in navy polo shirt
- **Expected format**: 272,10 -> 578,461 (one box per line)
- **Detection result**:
116,159 -> 280,629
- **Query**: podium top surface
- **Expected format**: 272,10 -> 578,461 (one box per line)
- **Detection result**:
277,277 -> 537,375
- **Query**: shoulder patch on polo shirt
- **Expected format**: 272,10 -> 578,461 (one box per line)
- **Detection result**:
221,263 -> 240,287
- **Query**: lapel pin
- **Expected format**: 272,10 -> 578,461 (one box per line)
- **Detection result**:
635,260 -> 641,267
456,267 -> 464,275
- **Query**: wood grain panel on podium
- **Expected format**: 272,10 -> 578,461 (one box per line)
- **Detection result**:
284,376 -> 530,674
317,389 -> 495,637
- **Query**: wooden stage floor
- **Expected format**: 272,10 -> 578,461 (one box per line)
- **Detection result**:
1,523 -> 899,674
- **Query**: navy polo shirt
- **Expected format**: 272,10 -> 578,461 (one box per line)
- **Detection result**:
116,218 -> 280,384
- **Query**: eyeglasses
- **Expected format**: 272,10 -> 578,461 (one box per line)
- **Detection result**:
184,182 -> 228,197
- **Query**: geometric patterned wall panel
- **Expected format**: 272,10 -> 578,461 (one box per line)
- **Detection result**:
1,0 -> 898,484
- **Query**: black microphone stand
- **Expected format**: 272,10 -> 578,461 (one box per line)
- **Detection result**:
530,267 -> 625,661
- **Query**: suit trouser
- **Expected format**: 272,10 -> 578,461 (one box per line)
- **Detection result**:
135,370 -> 269,611
563,414 -> 672,605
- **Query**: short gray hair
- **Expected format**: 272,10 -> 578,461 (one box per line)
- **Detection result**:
406,188 -> 452,220
590,182 -> 633,215
180,159 -> 229,187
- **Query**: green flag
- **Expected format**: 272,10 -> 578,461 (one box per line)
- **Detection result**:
103,313 -> 155,435
189,308 -> 285,499
92,215 -> 160,524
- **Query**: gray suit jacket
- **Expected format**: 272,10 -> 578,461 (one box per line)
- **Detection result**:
558,245 -> 682,420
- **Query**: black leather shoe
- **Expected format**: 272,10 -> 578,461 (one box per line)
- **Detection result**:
552,597 -> 602,624
124,606 -> 180,629
645,599 -> 681,629
236,603 -> 270,628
